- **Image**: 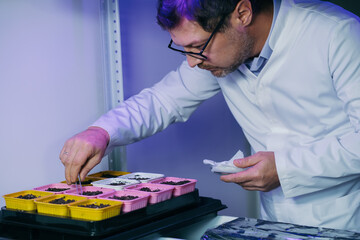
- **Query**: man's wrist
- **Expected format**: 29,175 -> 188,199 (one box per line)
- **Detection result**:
87,126 -> 110,146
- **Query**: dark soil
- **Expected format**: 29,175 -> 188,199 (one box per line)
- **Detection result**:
161,180 -> 191,185
101,173 -> 118,178
109,181 -> 127,186
49,197 -> 75,204
128,175 -> 150,181
139,187 -> 160,192
109,195 -> 139,200
76,180 -> 93,185
82,191 -> 103,196
46,187 -> 70,192
16,194 -> 39,199
78,203 -> 110,208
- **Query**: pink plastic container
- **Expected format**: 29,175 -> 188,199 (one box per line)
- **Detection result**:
65,186 -> 115,199
33,183 -> 76,194
99,190 -> 150,213
150,177 -> 197,197
125,183 -> 174,204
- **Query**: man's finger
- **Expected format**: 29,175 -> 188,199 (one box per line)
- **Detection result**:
233,156 -> 255,168
233,152 -> 269,168
61,146 -> 77,184
66,148 -> 85,184
79,154 -> 103,180
59,141 -> 72,165
220,169 -> 249,183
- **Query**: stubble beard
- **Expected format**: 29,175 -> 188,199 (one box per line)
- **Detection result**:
199,31 -> 255,78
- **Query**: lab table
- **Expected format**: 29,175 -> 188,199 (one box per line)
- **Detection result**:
141,215 -> 360,240
201,217 -> 360,239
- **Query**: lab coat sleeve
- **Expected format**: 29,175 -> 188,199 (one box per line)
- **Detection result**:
92,61 -> 220,155
276,17 -> 360,198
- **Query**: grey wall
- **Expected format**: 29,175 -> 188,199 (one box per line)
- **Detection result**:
0,0 -> 108,207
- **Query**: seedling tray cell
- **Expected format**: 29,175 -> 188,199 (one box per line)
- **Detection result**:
60,176 -> 103,186
91,178 -> 140,190
65,186 -> 115,199
68,199 -> 123,221
150,176 -> 197,196
125,183 -> 174,204
3,190 -> 54,212
33,183 -> 76,194
118,172 -> 164,183
88,171 -> 130,179
99,190 -> 150,213
35,194 -> 88,217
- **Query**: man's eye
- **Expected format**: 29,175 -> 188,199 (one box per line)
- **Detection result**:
195,45 -> 204,50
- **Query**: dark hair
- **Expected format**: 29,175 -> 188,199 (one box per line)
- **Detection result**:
156,0 -> 272,32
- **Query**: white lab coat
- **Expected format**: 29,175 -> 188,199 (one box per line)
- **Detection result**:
93,0 -> 360,232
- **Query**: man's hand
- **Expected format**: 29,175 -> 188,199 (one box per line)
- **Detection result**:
220,151 -> 280,192
59,126 -> 110,184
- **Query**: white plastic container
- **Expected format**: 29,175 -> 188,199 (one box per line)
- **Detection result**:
118,172 -> 164,183
91,178 -> 140,190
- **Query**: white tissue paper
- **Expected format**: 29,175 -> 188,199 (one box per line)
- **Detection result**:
203,150 -> 246,174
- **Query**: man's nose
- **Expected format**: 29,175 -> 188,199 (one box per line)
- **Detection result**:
186,55 -> 204,68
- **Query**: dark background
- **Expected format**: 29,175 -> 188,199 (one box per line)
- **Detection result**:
324,0 -> 360,16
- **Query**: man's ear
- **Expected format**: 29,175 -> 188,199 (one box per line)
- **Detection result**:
232,0 -> 253,27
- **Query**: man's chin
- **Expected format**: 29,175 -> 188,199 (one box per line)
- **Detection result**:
199,64 -> 238,77
199,66 -> 225,77
198,65 -> 238,77
210,68 -> 236,78
210,70 -> 226,77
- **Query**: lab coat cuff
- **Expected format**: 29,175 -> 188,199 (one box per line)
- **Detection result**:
274,149 -> 297,198
91,117 -> 119,156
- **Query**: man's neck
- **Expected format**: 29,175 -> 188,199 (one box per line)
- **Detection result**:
248,2 -> 274,58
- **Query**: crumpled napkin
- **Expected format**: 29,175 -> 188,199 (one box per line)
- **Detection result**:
203,150 -> 246,174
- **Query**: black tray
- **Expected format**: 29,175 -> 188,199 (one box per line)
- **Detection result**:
0,189 -> 227,239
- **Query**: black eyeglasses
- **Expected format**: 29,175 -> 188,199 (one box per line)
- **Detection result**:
168,16 -> 226,60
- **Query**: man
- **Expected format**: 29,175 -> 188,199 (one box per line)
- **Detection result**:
60,0 -> 360,232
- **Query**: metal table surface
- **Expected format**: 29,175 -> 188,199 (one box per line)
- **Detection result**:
144,215 -> 237,240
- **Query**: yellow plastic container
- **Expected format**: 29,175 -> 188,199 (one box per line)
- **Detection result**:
35,194 -> 88,217
3,190 -> 54,211
60,176 -> 103,186
68,198 -> 122,221
88,171 -> 130,179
